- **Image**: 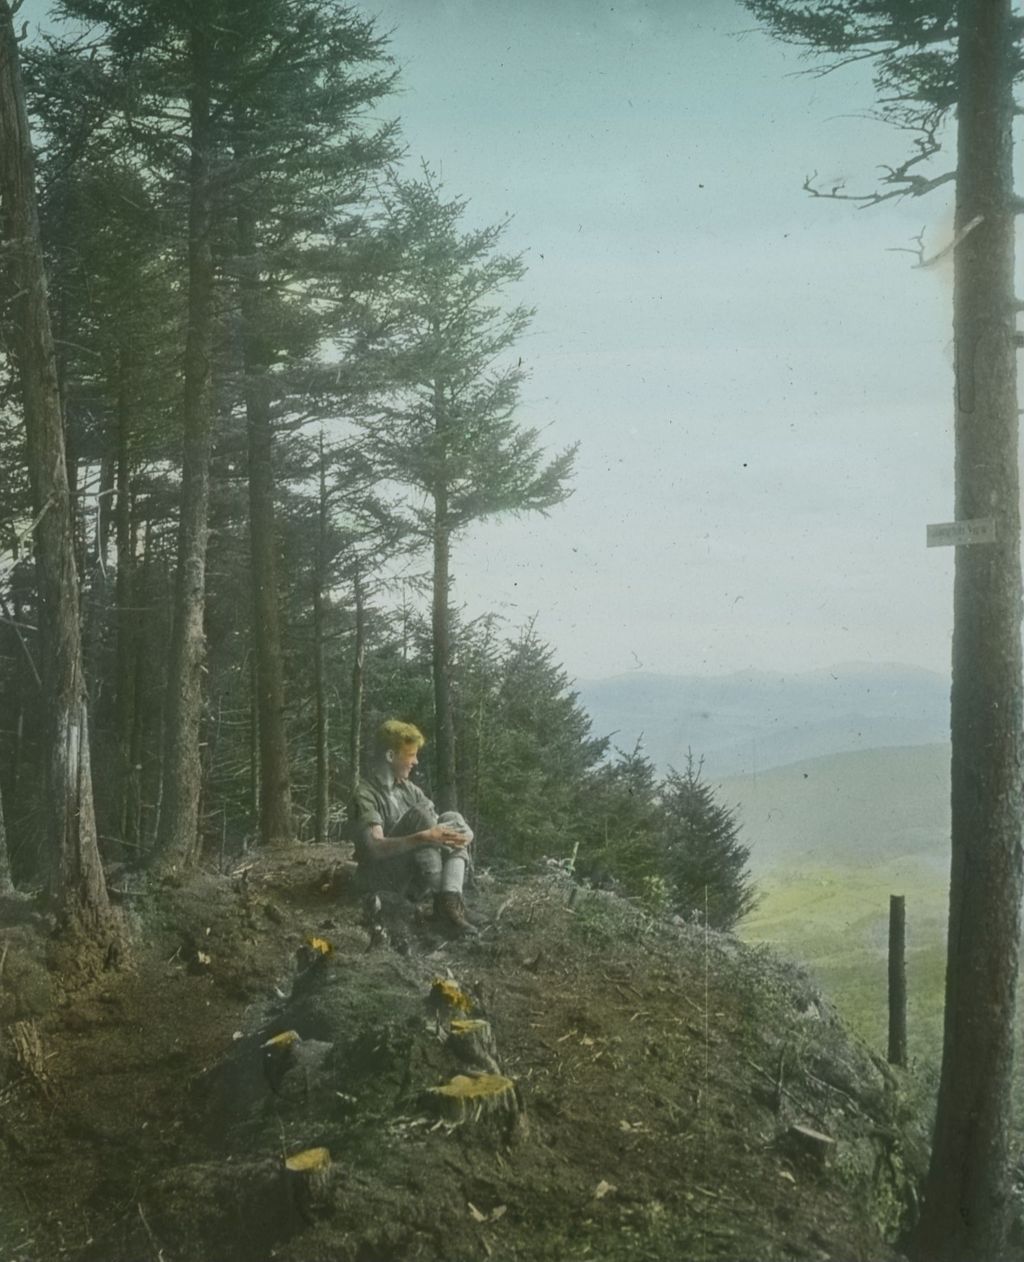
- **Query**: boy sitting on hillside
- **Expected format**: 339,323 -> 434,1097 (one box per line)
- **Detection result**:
350,720 -> 476,935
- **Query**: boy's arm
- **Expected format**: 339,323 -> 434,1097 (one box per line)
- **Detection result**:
361,822 -> 469,861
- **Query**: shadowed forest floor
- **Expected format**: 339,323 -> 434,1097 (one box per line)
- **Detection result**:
0,848 -> 931,1261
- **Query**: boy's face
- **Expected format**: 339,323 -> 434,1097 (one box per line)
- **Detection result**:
389,743 -> 419,782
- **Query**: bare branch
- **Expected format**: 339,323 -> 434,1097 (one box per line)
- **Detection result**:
799,102 -> 954,207
885,227 -> 928,265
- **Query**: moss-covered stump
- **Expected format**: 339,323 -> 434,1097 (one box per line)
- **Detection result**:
283,1146 -> 333,1221
446,1018 -> 500,1073
425,1072 -> 521,1126
426,977 -> 475,1022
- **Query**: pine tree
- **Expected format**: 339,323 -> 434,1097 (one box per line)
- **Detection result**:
0,0 -> 110,930
581,741 -> 664,893
45,0 -> 397,860
353,169 -> 577,813
658,754 -> 757,931
221,0 -> 396,846
460,620 -> 607,863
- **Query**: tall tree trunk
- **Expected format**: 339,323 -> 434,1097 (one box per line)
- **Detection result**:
239,211 -> 294,847
127,571 -> 145,850
156,20 -> 215,869
249,654 -> 260,831
0,1 -> 108,927
431,489 -> 457,813
349,568 -> 365,803
915,2 -> 1023,1257
113,348 -> 139,851
313,436 -> 329,844
0,777 -> 12,894
7,587 -> 27,808
94,450 -> 115,566
431,375 -> 457,812
85,447 -> 115,850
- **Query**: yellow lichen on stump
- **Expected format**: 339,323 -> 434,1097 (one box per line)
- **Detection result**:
285,1147 -> 330,1173
263,1030 -> 301,1050
428,977 -> 474,1018
426,1073 -> 520,1125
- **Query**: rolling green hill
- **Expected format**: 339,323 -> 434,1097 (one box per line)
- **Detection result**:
718,744 -> 952,1062
716,742 -> 951,874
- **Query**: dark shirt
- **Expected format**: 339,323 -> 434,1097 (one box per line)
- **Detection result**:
350,768 -> 435,861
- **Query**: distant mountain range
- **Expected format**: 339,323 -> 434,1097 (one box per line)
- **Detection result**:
575,662 -> 950,778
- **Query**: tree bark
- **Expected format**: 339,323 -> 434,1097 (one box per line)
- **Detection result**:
313,438 -> 330,845
239,210 -> 294,848
349,567 -> 365,804
156,19 -> 215,868
249,653 -> 260,829
0,1 -> 109,927
432,494 -> 457,813
8,587 -> 26,809
431,378 -> 457,813
915,2 -> 1023,1257
113,348 -> 140,852
0,776 -> 13,894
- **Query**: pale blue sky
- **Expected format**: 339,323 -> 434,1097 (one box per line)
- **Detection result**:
366,0 -> 982,681
23,0 -> 1008,681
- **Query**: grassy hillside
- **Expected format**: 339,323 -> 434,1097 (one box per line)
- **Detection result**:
716,743 -> 950,874
718,745 -> 952,1064
741,858 -> 949,1063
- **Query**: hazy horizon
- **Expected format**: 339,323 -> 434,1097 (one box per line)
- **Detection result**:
574,656 -> 951,684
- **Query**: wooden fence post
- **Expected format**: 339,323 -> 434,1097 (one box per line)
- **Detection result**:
888,894 -> 907,1067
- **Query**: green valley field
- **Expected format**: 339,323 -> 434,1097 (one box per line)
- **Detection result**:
719,745 -> 952,1064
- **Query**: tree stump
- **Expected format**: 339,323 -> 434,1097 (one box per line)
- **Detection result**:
425,1072 -> 521,1125
787,1123 -> 836,1168
425,977 -> 474,1024
261,1029 -> 334,1100
447,1018 -> 501,1074
261,1029 -> 301,1093
282,1146 -> 332,1220
8,1019 -> 50,1097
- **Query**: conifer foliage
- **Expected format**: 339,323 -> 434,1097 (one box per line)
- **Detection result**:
0,0 -> 758,959
659,754 -> 757,931
352,170 -> 577,813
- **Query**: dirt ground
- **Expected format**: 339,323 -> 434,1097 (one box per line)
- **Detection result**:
0,846 -> 927,1262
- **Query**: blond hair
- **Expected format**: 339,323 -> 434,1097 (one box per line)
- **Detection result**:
374,719 -> 426,758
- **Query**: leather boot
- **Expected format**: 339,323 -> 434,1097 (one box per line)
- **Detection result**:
434,891 -> 478,936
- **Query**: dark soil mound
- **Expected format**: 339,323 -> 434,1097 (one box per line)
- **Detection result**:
0,845 -> 925,1261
